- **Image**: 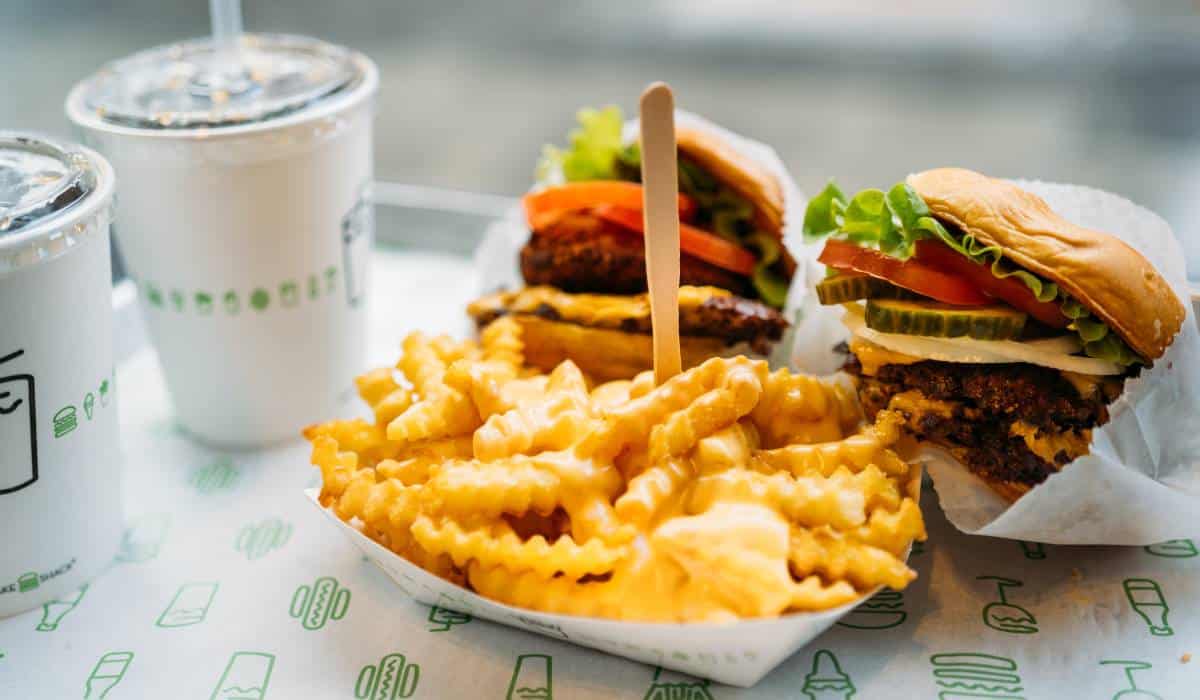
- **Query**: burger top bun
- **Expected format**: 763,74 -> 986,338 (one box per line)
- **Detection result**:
908,167 -> 1185,361
676,126 -> 785,239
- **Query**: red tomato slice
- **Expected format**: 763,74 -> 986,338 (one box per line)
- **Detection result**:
913,240 -> 1068,327
523,182 -> 696,228
591,205 -> 758,276
818,239 -> 991,306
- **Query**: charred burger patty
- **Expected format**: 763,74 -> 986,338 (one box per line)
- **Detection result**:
521,211 -> 750,296
843,350 -> 1120,497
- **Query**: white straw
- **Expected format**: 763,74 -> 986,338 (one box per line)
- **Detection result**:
209,0 -> 244,54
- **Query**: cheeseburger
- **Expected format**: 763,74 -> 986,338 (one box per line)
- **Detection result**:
469,107 -> 793,381
804,168 -> 1185,501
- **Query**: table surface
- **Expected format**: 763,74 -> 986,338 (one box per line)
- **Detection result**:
2,247 -> 1198,699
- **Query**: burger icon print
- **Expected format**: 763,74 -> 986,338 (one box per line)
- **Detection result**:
0,349 -> 38,495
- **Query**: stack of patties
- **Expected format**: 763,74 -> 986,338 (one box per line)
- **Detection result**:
803,168 -> 1185,501
469,107 -> 794,381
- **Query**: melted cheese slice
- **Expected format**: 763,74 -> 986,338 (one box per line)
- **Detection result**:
468,285 -> 730,330
1010,421 -> 1091,466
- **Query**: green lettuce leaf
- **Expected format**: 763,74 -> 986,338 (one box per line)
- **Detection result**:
803,179 -> 1143,366
746,233 -> 789,308
536,106 -> 627,182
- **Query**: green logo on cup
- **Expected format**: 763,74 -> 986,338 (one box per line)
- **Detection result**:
195,292 -> 214,315
280,281 -> 299,308
53,406 -> 77,438
250,288 -> 270,312
145,283 -> 164,308
290,577 -> 350,630
224,291 -> 240,316
18,572 -> 39,593
169,289 -> 185,312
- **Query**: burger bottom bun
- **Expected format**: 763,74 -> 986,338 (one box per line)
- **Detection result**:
507,316 -> 756,383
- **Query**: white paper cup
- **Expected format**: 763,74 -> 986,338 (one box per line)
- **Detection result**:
66,35 -> 378,447
0,134 -> 123,617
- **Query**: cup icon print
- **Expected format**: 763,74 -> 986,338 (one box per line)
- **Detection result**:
169,289 -> 185,312
324,266 -> 338,294
84,392 -> 96,420
801,650 -> 855,700
341,191 -> 372,308
223,291 -> 241,316
116,513 -> 171,563
1123,578 -> 1172,636
53,405 -> 77,438
157,582 -> 219,627
1144,539 -> 1198,558
210,651 -> 275,700
930,653 -> 1024,700
978,576 -> 1037,634
427,604 -> 472,632
356,653 -> 420,699
506,654 -> 552,700
307,275 -> 320,300
290,577 -> 350,630
99,378 -> 111,407
0,349 -> 38,494
84,650 -> 134,699
836,590 -> 906,630
37,583 -> 88,631
1100,660 -> 1163,700
235,518 -> 292,560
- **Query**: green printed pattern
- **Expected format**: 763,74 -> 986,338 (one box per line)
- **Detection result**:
1101,660 -> 1163,699
837,590 -> 905,630
427,604 -> 472,632
211,651 -> 275,700
644,666 -> 713,700
235,518 -> 292,561
142,266 -> 338,317
290,577 -> 350,630
930,652 -> 1023,699
51,370 -> 115,440
191,457 -> 239,494
116,513 -> 171,563
801,650 -> 853,700
84,651 -> 133,699
356,653 -> 420,699
507,654 -> 553,700
37,584 -> 88,632
1123,578 -> 1172,636
978,576 -> 1037,634
157,582 -> 219,628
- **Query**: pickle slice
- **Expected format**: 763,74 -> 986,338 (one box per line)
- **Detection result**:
816,275 -> 913,305
865,299 -> 1027,340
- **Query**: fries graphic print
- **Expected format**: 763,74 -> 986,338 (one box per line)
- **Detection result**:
306,318 -> 926,622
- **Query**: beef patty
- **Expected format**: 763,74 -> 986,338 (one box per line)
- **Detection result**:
844,353 -> 1115,493
521,211 -> 751,297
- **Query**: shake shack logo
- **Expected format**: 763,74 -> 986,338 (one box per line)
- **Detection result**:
0,557 -> 76,595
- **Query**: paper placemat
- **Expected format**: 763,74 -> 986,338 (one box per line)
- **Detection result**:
1,250 -> 1197,699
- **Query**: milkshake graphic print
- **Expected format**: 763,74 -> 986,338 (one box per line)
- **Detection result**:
0,349 -> 38,495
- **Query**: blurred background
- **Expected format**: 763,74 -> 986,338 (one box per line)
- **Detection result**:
5,0 -> 1200,276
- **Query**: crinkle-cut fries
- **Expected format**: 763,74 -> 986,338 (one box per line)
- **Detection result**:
306,318 -> 925,623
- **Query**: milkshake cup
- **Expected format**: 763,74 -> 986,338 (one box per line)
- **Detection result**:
66,34 -> 378,446
0,133 -> 123,617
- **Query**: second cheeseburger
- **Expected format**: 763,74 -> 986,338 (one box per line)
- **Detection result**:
469,107 -> 793,381
804,168 -> 1185,501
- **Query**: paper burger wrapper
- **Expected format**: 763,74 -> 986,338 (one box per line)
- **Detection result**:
787,180 -> 1200,545
307,489 -> 917,687
473,110 -> 809,368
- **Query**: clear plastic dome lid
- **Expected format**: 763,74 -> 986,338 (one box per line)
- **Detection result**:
0,133 -> 95,236
75,33 -> 361,130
